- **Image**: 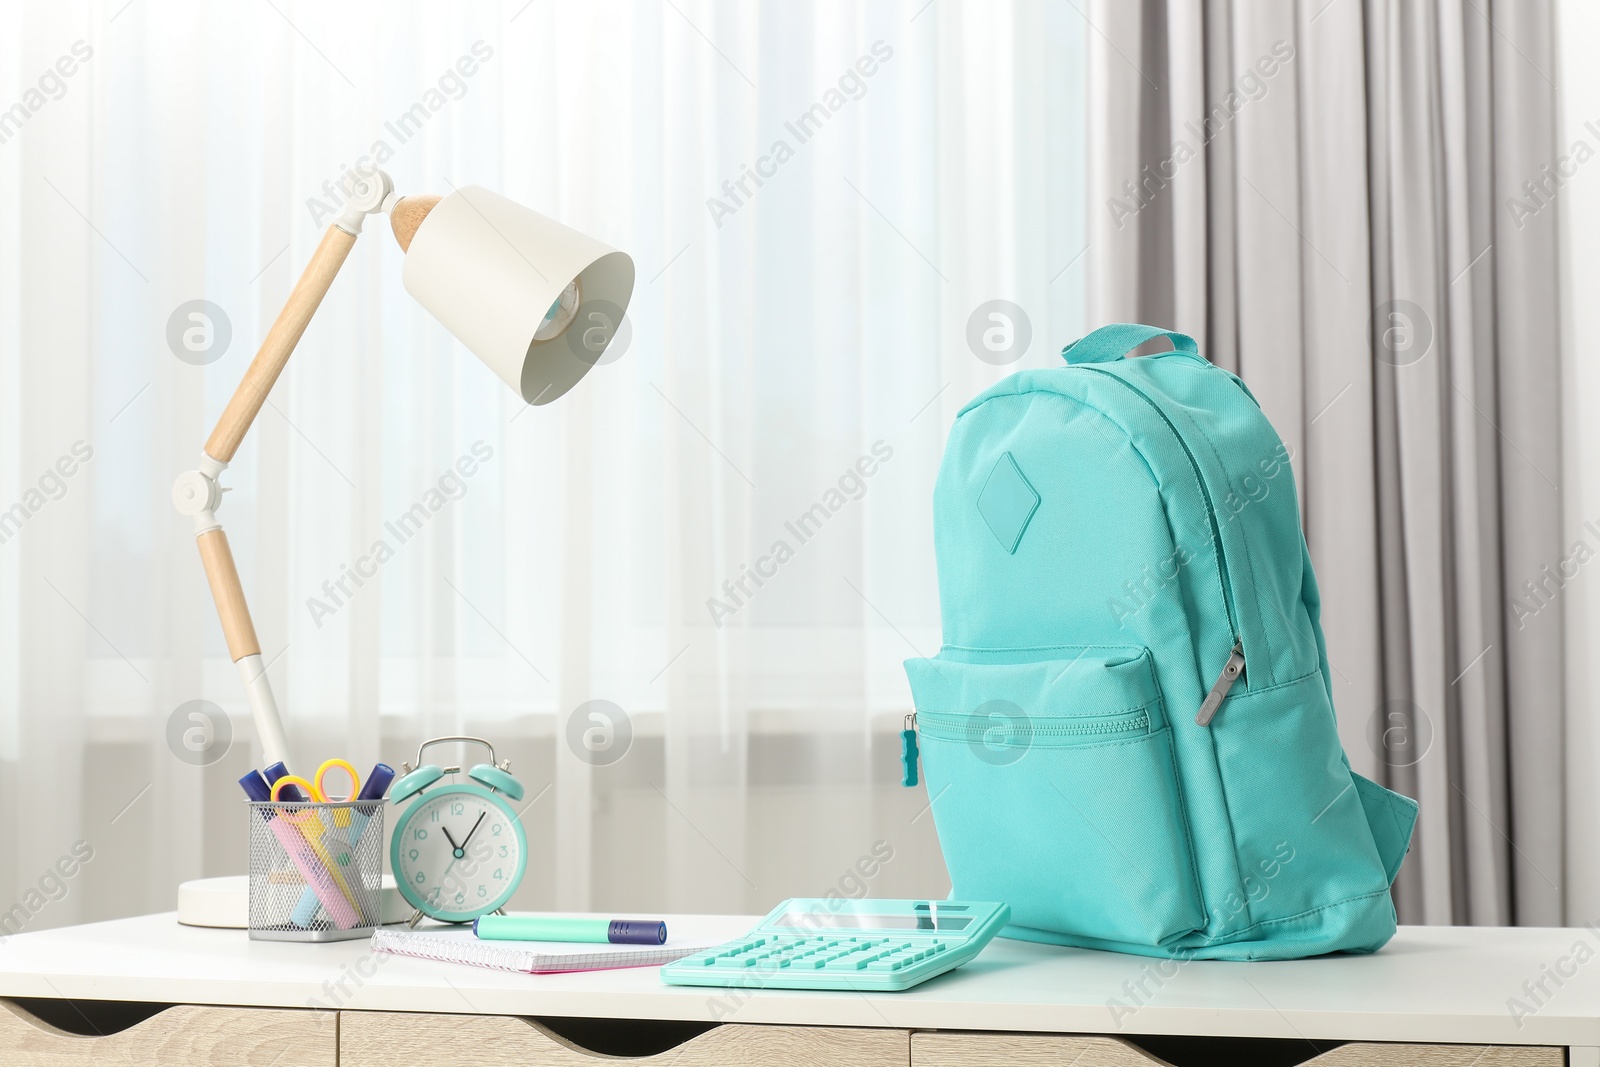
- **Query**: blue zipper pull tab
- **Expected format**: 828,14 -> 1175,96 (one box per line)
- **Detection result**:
900,714 -> 920,787
1196,641 -> 1245,727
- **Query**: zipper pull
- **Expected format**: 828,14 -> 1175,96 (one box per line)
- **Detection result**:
1196,642 -> 1245,726
900,713 -> 920,787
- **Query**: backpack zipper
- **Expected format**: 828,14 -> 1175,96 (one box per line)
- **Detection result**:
900,714 -> 919,788
1195,641 -> 1245,726
913,709 -> 1151,743
1072,365 -> 1247,726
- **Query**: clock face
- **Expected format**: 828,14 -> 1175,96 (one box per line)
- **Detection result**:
391,782 -> 526,922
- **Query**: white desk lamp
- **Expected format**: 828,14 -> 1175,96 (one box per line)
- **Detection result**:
170,171 -> 633,926
173,170 -> 633,770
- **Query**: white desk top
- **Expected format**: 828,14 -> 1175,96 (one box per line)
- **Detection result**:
0,914 -> 1593,1047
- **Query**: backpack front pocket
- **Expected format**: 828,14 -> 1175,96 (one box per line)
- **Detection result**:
905,648 -> 1204,946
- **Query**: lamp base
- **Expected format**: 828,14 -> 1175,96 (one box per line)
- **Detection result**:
177,874 -> 409,929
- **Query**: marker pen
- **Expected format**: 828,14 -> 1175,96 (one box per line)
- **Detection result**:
474,915 -> 668,945
263,761 -> 307,802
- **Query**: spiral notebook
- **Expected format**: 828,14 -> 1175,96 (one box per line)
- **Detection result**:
371,923 -> 719,974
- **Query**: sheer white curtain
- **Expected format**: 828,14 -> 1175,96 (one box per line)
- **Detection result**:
0,0 -> 1084,926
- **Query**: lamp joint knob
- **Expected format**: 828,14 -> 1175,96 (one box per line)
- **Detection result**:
333,168 -> 395,235
171,469 -> 222,517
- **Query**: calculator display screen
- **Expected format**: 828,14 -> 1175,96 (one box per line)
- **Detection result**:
772,911 -> 973,932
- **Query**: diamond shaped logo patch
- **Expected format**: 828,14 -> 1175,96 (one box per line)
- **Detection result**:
977,452 -> 1040,554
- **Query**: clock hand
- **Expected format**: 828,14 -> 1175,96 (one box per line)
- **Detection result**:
426,812 -> 490,912
457,812 -> 487,850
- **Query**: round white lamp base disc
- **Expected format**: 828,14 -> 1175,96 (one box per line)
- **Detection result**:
177,874 -> 409,929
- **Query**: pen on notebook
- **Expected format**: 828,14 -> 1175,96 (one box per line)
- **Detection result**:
473,915 -> 669,945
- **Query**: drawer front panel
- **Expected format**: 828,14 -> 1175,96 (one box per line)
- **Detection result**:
341,1012 -> 908,1066
911,1031 -> 1564,1067
0,1001 -> 335,1067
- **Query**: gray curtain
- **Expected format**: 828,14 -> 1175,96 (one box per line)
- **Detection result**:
1087,0 -> 1564,925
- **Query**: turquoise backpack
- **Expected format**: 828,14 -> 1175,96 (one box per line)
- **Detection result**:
901,323 -> 1418,961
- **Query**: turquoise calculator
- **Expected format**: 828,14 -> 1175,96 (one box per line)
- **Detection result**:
661,898 -> 1010,992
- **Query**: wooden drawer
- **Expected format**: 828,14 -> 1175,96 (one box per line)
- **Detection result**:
911,1031 -> 1564,1066
0,1000 -> 335,1066
341,1012 -> 908,1066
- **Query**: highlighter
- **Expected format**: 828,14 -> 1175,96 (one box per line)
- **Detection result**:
474,915 -> 668,945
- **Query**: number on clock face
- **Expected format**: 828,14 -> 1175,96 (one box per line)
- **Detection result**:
394,789 -> 522,919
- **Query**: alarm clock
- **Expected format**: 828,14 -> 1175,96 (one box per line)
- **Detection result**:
390,735 -> 528,925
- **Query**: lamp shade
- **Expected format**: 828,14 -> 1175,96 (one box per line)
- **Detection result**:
401,186 -> 635,405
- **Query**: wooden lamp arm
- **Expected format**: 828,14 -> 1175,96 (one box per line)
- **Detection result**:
173,171 -> 438,771
196,528 -> 260,661
204,226 -> 358,462
177,221 -> 361,770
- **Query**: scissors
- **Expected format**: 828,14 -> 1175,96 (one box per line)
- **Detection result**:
273,759 -> 360,819
270,759 -> 365,911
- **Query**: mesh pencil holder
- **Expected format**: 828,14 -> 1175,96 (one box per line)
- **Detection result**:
247,799 -> 385,942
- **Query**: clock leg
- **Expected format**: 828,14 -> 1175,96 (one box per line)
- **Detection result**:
407,909 -> 425,929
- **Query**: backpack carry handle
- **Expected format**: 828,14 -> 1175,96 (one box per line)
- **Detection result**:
1061,323 -> 1207,366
